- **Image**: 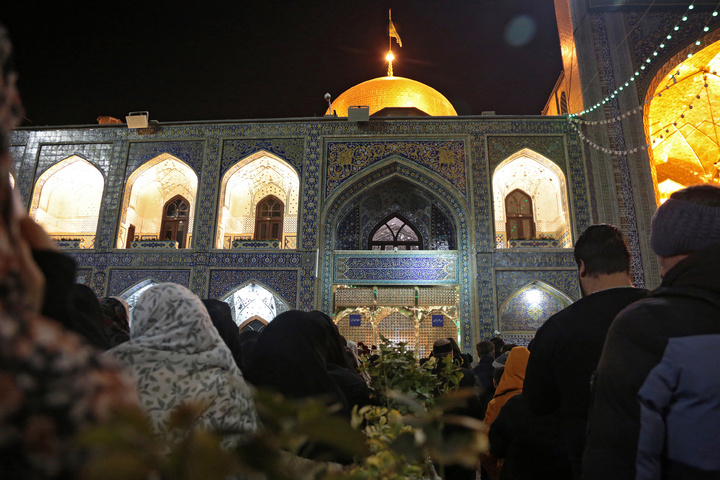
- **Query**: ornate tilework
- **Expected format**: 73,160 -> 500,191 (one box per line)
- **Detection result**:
9,144 -> 25,175
107,268 -> 191,296
326,139 -> 467,196
592,14 -> 645,287
75,268 -> 94,287
334,253 -> 458,284
220,138 -> 305,175
494,270 -> 580,308
487,136 -> 567,174
207,269 -> 299,307
126,141 -> 205,178
493,251 -> 577,268
10,117 -> 585,352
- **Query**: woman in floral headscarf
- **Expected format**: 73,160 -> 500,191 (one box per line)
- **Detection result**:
0,25 -> 137,479
107,283 -> 259,440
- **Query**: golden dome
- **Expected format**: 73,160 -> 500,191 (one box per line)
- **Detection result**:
328,76 -> 458,117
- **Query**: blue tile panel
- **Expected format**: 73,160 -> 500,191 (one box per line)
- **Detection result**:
10,116 -> 590,353
326,139 -> 467,197
334,253 -> 458,284
208,268 -> 299,306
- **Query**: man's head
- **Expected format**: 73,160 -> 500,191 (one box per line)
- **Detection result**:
432,338 -> 453,358
651,184 -> 720,276
574,224 -> 630,277
476,340 -> 495,358
489,336 -> 504,359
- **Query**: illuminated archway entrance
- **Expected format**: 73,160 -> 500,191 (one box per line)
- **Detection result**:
219,281 -> 291,328
30,155 -> 104,248
217,151 -> 299,249
646,37 -> 720,202
117,154 -> 198,248
492,149 -> 571,248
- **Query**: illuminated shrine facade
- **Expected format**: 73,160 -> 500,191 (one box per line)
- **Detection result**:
11,0 -> 720,351
10,117 -> 587,347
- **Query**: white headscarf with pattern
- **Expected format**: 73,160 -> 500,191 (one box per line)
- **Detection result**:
107,283 -> 258,439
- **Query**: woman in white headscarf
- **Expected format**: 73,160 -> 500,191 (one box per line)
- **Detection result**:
106,283 -> 258,441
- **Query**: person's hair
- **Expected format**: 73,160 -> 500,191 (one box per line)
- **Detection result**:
501,343 -> 517,354
573,224 -> 630,276
476,340 -> 495,358
670,184 -> 720,206
489,336 -> 504,358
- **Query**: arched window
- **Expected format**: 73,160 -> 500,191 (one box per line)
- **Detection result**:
160,195 -> 190,248
254,195 -> 284,241
369,214 -> 422,250
505,189 -> 535,240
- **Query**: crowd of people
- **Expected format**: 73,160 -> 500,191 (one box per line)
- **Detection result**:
2,24 -> 720,480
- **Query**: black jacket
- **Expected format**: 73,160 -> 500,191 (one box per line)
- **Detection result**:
523,286 -> 647,478
583,243 -> 720,480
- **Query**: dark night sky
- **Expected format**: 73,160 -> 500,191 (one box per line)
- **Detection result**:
4,1 -> 563,126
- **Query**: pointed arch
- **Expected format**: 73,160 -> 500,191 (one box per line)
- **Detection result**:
217,150 -> 299,249
117,153 -> 198,248
219,280 -> 291,327
644,33 -> 720,203
254,195 -> 284,241
320,157 -> 474,350
160,194 -> 191,247
117,278 -> 161,325
368,213 -> 423,250
498,280 -> 573,343
30,155 -> 105,248
492,149 -> 571,248
240,316 -> 268,334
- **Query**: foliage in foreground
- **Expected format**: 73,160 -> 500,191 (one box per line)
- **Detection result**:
77,339 -> 487,479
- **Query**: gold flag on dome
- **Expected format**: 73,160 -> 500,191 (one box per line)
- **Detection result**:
389,10 -> 402,47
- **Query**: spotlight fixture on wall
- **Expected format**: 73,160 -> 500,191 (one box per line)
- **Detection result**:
125,111 -> 149,128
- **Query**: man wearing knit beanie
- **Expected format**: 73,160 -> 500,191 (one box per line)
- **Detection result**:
583,184 -> 720,480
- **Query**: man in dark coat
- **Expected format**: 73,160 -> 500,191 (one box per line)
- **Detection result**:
583,185 -> 720,480
523,224 -> 648,479
473,340 -> 495,393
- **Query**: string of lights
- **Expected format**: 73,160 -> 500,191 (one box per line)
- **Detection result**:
567,2 -> 720,156
567,1 -> 715,119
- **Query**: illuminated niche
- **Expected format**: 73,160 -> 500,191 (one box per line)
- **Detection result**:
30,155 -> 104,248
492,149 -> 571,248
220,281 -> 290,331
117,154 -> 198,248
118,278 -> 159,326
646,38 -> 720,203
498,281 -> 573,343
217,151 -> 299,249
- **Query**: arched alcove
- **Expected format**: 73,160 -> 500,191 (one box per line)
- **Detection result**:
334,175 -> 457,251
368,213 -> 423,250
335,309 -> 375,348
30,155 -> 104,248
117,278 -> 160,326
645,36 -> 720,203
417,310 -> 459,360
322,159 -> 473,351
492,149 -> 571,248
219,281 -> 291,328
375,308 -> 416,347
117,154 -> 198,248
217,151 -> 299,249
498,281 -> 573,345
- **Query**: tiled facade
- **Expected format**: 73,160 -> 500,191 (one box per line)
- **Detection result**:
10,116 -> 593,349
